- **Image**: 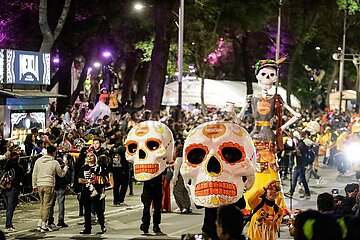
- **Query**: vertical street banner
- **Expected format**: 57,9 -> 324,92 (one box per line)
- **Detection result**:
0,49 -> 4,83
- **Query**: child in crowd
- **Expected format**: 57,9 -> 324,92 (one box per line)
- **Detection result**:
88,154 -> 108,200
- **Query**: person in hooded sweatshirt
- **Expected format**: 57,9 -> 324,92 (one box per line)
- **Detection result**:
32,145 -> 68,232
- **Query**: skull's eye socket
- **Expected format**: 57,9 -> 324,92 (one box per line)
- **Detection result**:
261,72 -> 267,76
126,141 -> 138,155
270,73 -> 275,77
185,144 -> 209,167
146,138 -> 162,151
218,142 -> 245,165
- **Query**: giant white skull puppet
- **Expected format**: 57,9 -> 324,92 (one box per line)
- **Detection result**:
181,121 -> 256,208
256,64 -> 278,91
125,120 -> 174,181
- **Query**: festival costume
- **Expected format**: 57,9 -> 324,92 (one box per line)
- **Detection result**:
240,59 -> 301,214
247,188 -> 283,240
125,121 -> 174,233
180,121 -> 256,240
244,95 -> 287,211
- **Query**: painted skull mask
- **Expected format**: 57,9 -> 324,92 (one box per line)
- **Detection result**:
125,120 -> 174,181
181,121 -> 256,208
256,66 -> 277,90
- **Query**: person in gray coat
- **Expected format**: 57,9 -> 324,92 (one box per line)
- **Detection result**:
32,145 -> 68,232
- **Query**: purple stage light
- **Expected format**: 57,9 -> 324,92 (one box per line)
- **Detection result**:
102,51 -> 111,58
53,57 -> 60,63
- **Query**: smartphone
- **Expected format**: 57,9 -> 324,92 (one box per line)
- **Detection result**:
331,188 -> 339,196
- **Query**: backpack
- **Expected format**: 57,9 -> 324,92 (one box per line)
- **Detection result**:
0,170 -> 13,190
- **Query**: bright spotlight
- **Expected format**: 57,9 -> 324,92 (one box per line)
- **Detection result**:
134,3 -> 145,10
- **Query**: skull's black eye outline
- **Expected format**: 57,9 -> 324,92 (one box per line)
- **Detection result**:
218,142 -> 245,165
145,138 -> 162,151
185,143 -> 209,167
126,141 -> 138,155
270,73 -> 275,77
261,72 -> 267,76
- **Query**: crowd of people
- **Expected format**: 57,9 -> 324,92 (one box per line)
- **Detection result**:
0,92 -> 360,239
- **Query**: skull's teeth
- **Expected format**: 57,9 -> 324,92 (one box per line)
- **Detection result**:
194,181 -> 237,197
135,164 -> 159,174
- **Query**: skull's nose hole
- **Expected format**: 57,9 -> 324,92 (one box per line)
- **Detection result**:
242,176 -> 247,183
207,156 -> 221,175
139,149 -> 146,160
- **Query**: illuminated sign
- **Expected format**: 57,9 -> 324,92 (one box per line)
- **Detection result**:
0,49 -> 50,85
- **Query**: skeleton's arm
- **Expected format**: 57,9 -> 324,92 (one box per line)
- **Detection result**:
280,102 -> 301,131
245,172 -> 255,190
234,95 -> 252,124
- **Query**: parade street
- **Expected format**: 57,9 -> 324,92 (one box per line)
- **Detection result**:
1,162 -> 357,240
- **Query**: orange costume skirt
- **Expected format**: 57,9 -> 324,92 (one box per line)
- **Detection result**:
244,141 -> 289,214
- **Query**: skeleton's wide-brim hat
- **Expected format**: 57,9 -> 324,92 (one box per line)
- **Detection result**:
254,57 -> 287,75
254,60 -> 279,75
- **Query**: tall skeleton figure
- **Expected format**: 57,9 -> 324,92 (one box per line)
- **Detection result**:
238,59 -> 301,212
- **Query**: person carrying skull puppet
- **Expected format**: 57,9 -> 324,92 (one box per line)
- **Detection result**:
180,121 -> 256,240
125,120 -> 174,235
237,58 -> 301,214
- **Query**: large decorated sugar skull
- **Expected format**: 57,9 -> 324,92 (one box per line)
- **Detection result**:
181,121 -> 256,208
255,59 -> 279,90
125,120 -> 174,181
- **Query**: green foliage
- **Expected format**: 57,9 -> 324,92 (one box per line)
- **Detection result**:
135,38 -> 189,77
135,38 -> 154,62
337,0 -> 360,14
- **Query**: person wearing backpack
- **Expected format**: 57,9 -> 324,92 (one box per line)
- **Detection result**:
2,151 -> 24,233
247,180 -> 284,240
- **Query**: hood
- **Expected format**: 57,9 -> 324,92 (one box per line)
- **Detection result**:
41,154 -> 54,163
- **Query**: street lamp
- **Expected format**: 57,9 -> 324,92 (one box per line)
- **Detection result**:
178,0 -> 184,107
134,3 -> 146,11
338,7 -> 348,113
333,52 -> 360,112
275,0 -> 283,62
353,57 -> 360,112
134,1 -> 184,107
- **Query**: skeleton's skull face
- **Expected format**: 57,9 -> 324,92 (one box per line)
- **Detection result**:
125,121 -> 174,181
180,121 -> 255,208
256,67 -> 277,90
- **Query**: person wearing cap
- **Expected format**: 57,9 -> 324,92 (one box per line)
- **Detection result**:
335,183 -> 359,217
248,180 -> 284,240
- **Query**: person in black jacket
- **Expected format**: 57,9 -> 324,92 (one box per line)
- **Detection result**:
78,152 -> 107,234
284,136 -> 311,199
48,151 -> 70,228
335,183 -> 359,217
216,205 -> 246,240
110,139 -> 129,206
140,173 -> 163,234
2,151 -> 24,233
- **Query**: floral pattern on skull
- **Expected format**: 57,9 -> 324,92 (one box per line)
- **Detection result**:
181,121 -> 256,208
125,120 -> 174,181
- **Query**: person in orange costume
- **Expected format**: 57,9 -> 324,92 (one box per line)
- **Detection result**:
248,180 -> 284,240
